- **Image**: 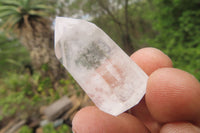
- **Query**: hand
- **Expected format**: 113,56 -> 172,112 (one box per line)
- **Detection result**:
72,48 -> 200,133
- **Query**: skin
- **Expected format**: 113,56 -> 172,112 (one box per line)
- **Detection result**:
72,47 -> 200,133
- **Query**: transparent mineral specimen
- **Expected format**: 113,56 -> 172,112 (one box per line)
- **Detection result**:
54,17 -> 148,116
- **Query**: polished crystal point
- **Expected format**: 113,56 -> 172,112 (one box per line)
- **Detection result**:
54,17 -> 148,116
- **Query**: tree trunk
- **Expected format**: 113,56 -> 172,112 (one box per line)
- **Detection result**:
122,34 -> 134,55
123,0 -> 134,55
97,0 -> 134,55
20,18 -> 66,83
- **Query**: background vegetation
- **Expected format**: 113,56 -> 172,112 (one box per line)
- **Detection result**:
0,0 -> 199,132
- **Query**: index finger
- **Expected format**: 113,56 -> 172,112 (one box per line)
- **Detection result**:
130,47 -> 173,76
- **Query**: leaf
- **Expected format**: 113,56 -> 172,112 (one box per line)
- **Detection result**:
0,0 -> 21,7
0,10 -> 18,18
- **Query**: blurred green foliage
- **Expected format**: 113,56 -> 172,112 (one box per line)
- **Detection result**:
43,123 -> 72,133
147,0 -> 200,79
0,71 -> 76,120
0,33 -> 30,77
0,73 -> 40,120
18,124 -> 72,133
18,126 -> 33,133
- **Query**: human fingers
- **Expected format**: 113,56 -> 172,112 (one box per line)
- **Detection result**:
160,122 -> 200,133
146,68 -> 200,123
130,47 -> 173,132
72,106 -> 149,133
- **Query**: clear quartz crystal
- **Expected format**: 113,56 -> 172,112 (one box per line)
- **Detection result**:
54,17 -> 148,116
